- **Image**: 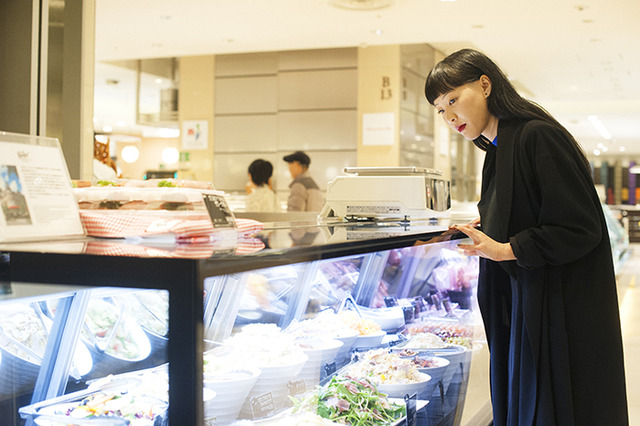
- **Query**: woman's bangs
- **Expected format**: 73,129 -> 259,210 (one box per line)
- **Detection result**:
424,68 -> 459,105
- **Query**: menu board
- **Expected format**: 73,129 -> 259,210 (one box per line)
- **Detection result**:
0,132 -> 85,243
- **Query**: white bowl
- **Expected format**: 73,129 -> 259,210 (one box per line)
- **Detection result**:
352,330 -> 386,350
332,330 -> 358,366
239,355 -> 308,419
376,372 -> 431,398
360,306 -> 405,332
415,345 -> 467,391
204,367 -> 261,425
203,388 -> 217,423
298,339 -> 344,389
413,356 -> 450,399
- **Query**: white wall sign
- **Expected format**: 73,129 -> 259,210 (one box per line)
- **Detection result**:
362,112 -> 395,146
182,120 -> 209,150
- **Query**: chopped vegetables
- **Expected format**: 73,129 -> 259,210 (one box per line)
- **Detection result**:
157,180 -> 177,187
292,375 -> 405,425
346,349 -> 425,385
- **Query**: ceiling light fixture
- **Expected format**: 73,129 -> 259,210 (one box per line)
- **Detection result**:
588,115 -> 612,140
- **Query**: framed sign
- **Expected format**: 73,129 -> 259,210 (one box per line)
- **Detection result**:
182,120 -> 209,150
0,132 -> 85,243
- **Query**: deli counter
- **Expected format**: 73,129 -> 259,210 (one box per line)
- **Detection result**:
0,219 -> 491,426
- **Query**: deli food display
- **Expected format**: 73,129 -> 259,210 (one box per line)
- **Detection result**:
1,220 -> 490,425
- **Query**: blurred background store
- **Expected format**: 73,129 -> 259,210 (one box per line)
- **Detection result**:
0,1 -> 638,422
1,1 -> 639,212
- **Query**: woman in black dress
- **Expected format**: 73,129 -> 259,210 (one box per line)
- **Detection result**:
425,48 -> 628,425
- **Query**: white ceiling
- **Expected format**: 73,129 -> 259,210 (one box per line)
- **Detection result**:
93,0 -> 640,158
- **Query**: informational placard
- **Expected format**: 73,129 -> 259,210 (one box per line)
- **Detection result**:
0,132 -> 85,243
362,112 -> 395,146
181,120 -> 209,150
202,192 -> 236,229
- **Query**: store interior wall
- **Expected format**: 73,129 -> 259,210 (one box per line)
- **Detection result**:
99,44 -> 459,203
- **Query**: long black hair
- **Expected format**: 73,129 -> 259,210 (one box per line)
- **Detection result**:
425,49 -> 587,164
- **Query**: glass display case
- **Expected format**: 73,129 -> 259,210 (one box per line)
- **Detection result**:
0,219 -> 491,426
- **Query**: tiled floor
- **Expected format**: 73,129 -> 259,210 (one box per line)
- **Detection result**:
618,243 -> 640,424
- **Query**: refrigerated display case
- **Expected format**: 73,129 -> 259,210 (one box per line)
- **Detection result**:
0,219 -> 491,425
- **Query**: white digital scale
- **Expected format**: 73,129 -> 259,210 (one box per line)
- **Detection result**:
318,166 -> 451,221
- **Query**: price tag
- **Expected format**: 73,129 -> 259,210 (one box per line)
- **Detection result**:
323,361 -> 337,377
202,192 -> 236,228
250,392 -> 275,419
404,392 -> 417,426
288,379 -> 306,396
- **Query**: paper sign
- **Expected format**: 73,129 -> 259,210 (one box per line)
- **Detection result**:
363,112 -> 395,146
0,132 -> 85,243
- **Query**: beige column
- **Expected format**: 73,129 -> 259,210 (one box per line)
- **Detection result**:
357,45 -> 401,167
178,55 -> 215,182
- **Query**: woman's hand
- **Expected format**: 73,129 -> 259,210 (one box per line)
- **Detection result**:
454,223 -> 516,262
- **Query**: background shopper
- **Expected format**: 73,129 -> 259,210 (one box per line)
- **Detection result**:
425,48 -> 628,425
283,151 -> 324,212
246,159 -> 279,212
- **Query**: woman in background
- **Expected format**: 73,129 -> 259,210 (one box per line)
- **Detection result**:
425,48 -> 627,425
246,159 -> 279,212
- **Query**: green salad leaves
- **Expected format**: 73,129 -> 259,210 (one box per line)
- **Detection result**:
292,375 -> 405,425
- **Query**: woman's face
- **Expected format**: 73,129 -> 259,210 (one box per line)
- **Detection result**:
433,76 -> 497,141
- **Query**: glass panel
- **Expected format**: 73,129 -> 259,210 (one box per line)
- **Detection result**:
199,243 -> 486,424
2,285 -> 170,426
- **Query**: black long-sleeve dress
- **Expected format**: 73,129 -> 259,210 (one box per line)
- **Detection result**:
476,118 -> 628,425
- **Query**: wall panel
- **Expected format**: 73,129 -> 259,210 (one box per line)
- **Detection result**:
278,110 -> 357,151
214,115 -> 278,153
214,76 -> 277,114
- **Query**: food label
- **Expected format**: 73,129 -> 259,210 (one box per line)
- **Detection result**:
324,361 -> 337,377
288,379 -> 306,396
405,392 -> 417,426
202,193 -> 236,228
250,392 -> 276,419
